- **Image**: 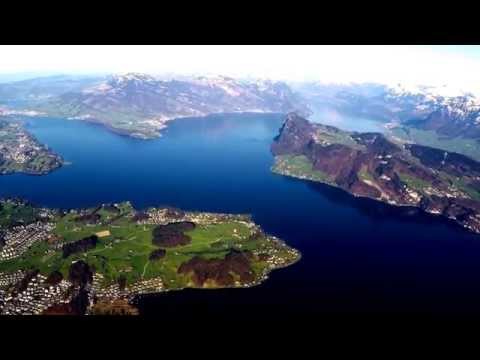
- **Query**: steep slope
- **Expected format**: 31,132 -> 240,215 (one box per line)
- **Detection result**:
271,113 -> 480,233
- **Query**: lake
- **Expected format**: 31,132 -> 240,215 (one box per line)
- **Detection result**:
2,113 -> 480,319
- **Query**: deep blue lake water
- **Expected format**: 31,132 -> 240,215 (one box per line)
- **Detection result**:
2,113 -> 480,319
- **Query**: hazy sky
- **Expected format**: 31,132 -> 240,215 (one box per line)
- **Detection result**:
1,45 -> 480,91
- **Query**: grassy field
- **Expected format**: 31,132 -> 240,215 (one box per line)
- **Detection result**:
358,166 -> 375,183
272,155 -> 332,183
453,180 -> 480,201
314,126 -> 365,150
0,202 -> 39,228
438,172 -> 480,201
37,101 -> 159,139
397,172 -> 432,192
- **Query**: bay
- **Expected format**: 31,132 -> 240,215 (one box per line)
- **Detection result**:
1,113 -> 480,319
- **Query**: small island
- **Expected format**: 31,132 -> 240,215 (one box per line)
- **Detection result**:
0,199 -> 300,315
272,113 -> 480,234
0,120 -> 63,175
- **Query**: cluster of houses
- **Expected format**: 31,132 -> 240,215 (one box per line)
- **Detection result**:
128,277 -> 164,297
0,123 -> 44,165
0,269 -> 164,315
92,273 -> 164,304
254,236 -> 300,269
92,273 -> 127,301
424,184 -> 468,200
402,186 -> 422,205
143,207 -> 249,226
0,107 -> 41,117
0,270 -> 25,288
0,268 -> 166,314
0,222 -> 55,260
464,213 -> 480,233
0,273 -> 71,315
0,272 -> 21,312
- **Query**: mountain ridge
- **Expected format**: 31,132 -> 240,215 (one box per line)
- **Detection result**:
36,73 -> 311,139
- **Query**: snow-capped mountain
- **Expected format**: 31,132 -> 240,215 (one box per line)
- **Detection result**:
78,73 -> 309,114
295,80 -> 480,141
383,84 -> 480,138
407,95 -> 480,139
7,72 -> 480,143
385,83 -> 480,110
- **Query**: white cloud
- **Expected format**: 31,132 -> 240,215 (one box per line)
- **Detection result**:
1,45 -> 480,94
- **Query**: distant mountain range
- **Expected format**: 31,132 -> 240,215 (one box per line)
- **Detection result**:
1,73 -> 480,151
28,73 -> 311,139
295,81 -> 480,138
0,75 -> 103,103
294,82 -> 480,160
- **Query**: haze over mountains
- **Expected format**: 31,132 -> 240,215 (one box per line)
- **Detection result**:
4,73 -> 309,139
294,81 -> 480,160
295,81 -> 480,132
1,73 -> 480,155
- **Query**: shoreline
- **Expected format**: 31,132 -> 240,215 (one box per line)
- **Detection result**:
271,163 -> 480,236
0,118 -> 64,177
50,111 -> 286,140
0,162 -> 63,176
131,249 -> 302,304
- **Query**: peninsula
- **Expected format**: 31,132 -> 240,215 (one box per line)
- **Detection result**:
0,120 -> 63,175
0,199 -> 300,315
271,113 -> 480,234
